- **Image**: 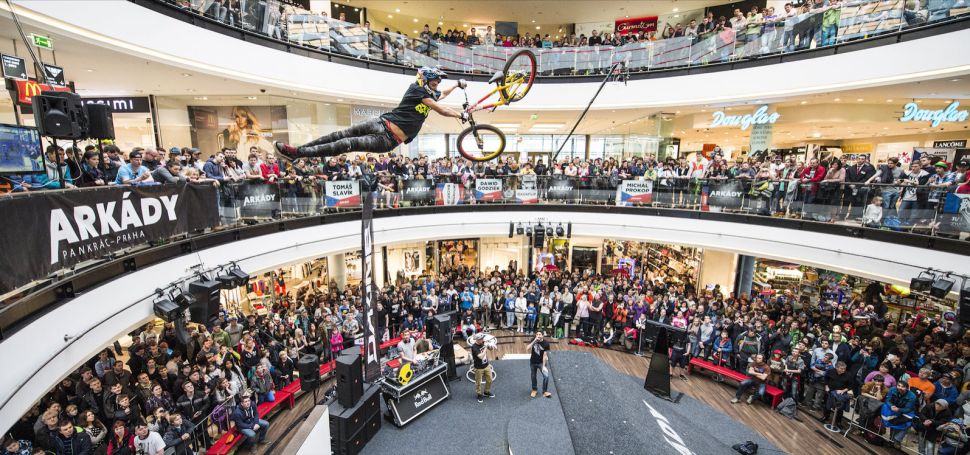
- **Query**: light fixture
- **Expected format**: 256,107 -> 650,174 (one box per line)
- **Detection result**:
395,8 -> 400,12
438,21 -> 443,25
556,224 -> 565,237
931,276 -> 955,298
413,18 -> 418,22
246,96 -> 257,100
834,98 -> 841,102
673,7 -> 679,12
911,271 -> 935,292
414,30 -> 418,33
800,101 -> 807,105
337,98 -> 344,102
516,224 -> 524,235
812,132 -> 821,138
463,23 -> 468,27
388,14 -> 393,18
886,99 -> 893,103
181,73 -> 192,77
536,26 -> 541,30
86,68 -> 95,72
194,96 -> 208,100
532,19 -> 536,23
856,98 -> 864,102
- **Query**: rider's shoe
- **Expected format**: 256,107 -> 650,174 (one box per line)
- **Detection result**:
530,390 -> 537,398
274,142 -> 299,162
543,392 -> 552,398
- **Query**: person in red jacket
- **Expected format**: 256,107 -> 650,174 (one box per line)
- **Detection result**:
260,154 -> 282,183
799,158 -> 827,220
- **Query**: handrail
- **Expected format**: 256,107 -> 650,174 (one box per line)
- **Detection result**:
1,173 -> 968,339
131,0 -> 970,81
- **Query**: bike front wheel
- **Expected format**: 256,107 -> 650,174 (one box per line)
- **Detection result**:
500,49 -> 536,104
456,124 -> 506,162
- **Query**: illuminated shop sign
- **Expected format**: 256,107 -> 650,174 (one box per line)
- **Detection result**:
710,105 -> 780,130
899,101 -> 968,127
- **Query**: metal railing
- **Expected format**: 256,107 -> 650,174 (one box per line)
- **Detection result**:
150,0 -> 970,76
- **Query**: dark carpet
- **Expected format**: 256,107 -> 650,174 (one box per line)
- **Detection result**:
362,358 -> 574,455
549,351 -> 784,455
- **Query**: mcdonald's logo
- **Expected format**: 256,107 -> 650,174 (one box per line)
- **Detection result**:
15,79 -> 72,105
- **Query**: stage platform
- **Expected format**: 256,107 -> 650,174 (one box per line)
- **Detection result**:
362,351 -> 782,455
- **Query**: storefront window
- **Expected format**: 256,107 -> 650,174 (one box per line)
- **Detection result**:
601,240 -> 700,288
437,239 -> 479,273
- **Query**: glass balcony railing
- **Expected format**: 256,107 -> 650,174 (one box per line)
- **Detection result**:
152,0 -> 969,76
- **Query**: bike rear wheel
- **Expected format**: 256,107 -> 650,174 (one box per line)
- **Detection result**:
499,49 -> 536,104
456,124 -> 506,162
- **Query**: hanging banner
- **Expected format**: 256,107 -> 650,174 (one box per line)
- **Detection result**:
402,179 -> 435,203
360,188 -> 381,382
435,182 -> 465,205
474,178 -> 503,201
0,183 -> 219,293
706,180 -> 745,210
325,180 -> 362,207
615,180 -> 654,206
748,118 -> 775,157
520,174 -> 537,190
515,189 -> 539,204
546,177 -> 575,201
237,183 -> 281,218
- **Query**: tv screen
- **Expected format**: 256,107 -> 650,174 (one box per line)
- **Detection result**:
0,124 -> 44,174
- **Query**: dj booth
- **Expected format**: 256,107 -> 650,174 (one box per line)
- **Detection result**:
378,361 -> 450,427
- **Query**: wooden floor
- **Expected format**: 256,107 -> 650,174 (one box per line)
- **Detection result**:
259,330 -> 895,455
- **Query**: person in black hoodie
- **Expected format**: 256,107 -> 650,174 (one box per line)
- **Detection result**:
915,398 -> 953,455
822,361 -> 855,427
52,419 -> 92,455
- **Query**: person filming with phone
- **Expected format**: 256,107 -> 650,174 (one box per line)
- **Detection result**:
528,331 -> 552,399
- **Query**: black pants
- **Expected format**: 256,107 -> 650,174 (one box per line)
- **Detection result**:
299,118 -> 399,157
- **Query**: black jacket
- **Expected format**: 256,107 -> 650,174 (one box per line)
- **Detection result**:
52,431 -> 93,455
176,392 -> 211,421
162,420 -> 198,455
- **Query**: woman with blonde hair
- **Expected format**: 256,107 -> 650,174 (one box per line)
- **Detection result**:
221,106 -> 273,155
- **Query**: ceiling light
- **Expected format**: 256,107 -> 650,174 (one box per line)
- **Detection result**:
626,15 -> 629,18
181,73 -> 192,77
673,7 -> 679,12
812,132 -> 821,138
536,26 -> 541,30
413,18 -> 418,22
85,68 -> 94,72
533,123 -> 565,128
532,19 -> 536,23
413,30 -> 418,33
337,98 -> 344,102
883,127 -> 889,130
438,21 -> 443,25
834,98 -> 841,102
886,99 -> 893,103
800,101 -> 807,105
491,123 -> 521,128
463,23 -> 468,27
355,8 -> 359,11
246,96 -> 257,100
952,78 -> 961,82
674,14 -> 680,18
194,96 -> 208,100
856,98 -> 864,102
388,14 -> 393,18
916,99 -> 923,103
395,8 -> 400,12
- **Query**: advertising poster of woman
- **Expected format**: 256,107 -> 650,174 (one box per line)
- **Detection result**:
188,105 -> 288,157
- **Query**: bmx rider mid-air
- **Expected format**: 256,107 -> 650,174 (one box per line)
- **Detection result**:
275,67 -> 467,159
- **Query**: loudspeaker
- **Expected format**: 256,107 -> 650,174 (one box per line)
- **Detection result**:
340,346 -> 361,358
297,353 -> 321,384
330,384 -> 381,455
431,313 -> 454,345
930,278 -> 955,299
83,103 -> 114,139
336,354 -> 363,408
187,279 -> 221,324
32,93 -> 79,139
439,342 -> 457,380
533,226 -> 546,247
959,286 -> 970,325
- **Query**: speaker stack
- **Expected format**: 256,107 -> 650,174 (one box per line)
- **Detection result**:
187,279 -> 221,324
297,354 -> 321,393
83,103 -> 115,140
960,284 -> 970,325
330,352 -> 380,455
32,91 -> 86,140
432,313 -> 458,380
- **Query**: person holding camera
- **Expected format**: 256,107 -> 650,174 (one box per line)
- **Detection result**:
528,332 -> 552,398
472,334 -> 496,403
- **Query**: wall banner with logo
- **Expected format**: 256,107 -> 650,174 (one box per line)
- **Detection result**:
402,179 -> 434,203
0,183 -> 219,293
435,183 -> 464,205
515,189 -> 539,204
615,180 -> 653,206
474,178 -> 503,201
614,16 -> 658,35
360,189 -> 381,382
237,183 -> 282,218
706,180 -> 745,210
546,177 -> 575,201
325,180 -> 362,207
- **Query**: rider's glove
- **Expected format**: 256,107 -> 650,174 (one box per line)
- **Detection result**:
458,79 -> 468,89
460,111 -> 469,123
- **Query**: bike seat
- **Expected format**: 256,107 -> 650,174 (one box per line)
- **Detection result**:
488,71 -> 505,84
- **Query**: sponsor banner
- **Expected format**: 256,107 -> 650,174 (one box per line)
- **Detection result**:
615,180 -> 653,206
474,178 -> 503,201
360,190 -> 381,382
546,177 -> 575,201
402,179 -> 434,203
707,180 -> 745,209
236,183 -> 281,218
15,79 -> 72,105
520,174 -> 537,190
435,183 -> 464,205
325,180 -> 362,207
515,189 -> 539,204
0,184 -> 218,293
614,16 -> 658,35
386,365 -> 451,426
1,54 -> 27,80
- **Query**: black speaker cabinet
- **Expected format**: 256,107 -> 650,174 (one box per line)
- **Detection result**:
329,384 -> 380,441
431,313 -> 454,346
297,353 -> 321,383
960,286 -> 970,325
83,103 -> 115,139
187,279 -> 221,324
336,354 -> 363,408
32,93 -> 79,139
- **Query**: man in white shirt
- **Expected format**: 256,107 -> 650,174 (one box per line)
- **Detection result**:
133,421 -> 166,455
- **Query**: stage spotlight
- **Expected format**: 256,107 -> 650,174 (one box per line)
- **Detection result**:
556,224 -> 565,237
546,226 -> 554,236
173,291 -> 196,309
516,223 -> 524,235
153,300 -> 182,322
217,273 -> 236,290
910,272 -> 934,293
931,277 -> 955,298
228,266 -> 249,287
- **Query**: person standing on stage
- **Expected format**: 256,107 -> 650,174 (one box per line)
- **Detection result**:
528,331 -> 552,398
472,335 -> 496,403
